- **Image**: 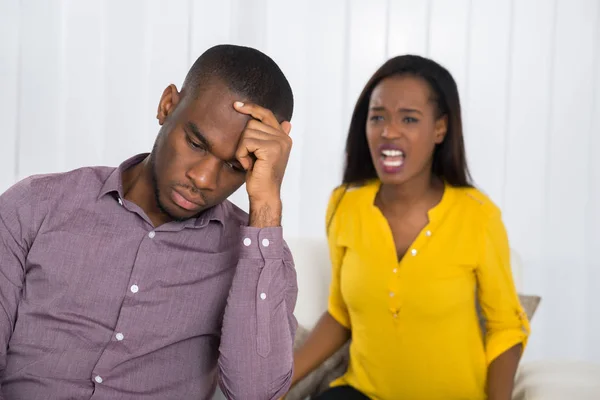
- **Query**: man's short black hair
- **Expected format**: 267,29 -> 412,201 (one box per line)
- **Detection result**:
182,44 -> 294,122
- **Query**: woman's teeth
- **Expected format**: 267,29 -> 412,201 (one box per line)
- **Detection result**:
382,149 -> 403,157
381,149 -> 404,167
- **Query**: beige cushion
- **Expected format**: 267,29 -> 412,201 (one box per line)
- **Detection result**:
286,294 -> 541,400
513,361 -> 600,400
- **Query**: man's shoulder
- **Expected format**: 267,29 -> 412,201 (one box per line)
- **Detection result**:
1,167 -> 109,205
2,166 -> 114,204
220,199 -> 249,227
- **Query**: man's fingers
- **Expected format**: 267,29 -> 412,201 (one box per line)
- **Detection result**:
233,101 -> 279,129
281,121 -> 292,135
236,130 -> 291,169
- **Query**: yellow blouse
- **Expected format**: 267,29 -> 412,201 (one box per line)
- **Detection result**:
326,180 -> 530,400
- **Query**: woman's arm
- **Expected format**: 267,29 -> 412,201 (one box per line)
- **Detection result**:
291,312 -> 350,386
486,343 -> 522,400
476,208 -> 530,400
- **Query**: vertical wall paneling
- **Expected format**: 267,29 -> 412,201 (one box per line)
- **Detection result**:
0,0 -> 20,192
17,0 -> 65,179
427,0 -> 471,99
300,0 -> 348,238
387,0 -> 429,57
189,0 -> 232,63
464,1 -> 512,207
543,0 -> 598,360
103,0 -> 151,166
145,0 -> 190,146
345,0 -> 388,125
587,1 -> 600,361
503,0 -> 557,360
62,0 -> 106,170
229,0 -> 268,52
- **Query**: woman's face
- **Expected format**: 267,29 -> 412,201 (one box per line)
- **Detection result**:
366,75 -> 447,186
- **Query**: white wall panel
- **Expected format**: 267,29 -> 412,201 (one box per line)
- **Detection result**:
543,0 -> 598,360
0,0 -> 19,192
387,0 -> 429,57
428,0 -> 470,98
300,0 -> 348,238
62,0 -> 106,170
345,0 -> 388,123
17,0 -> 64,179
503,0 -> 557,360
587,2 -> 600,361
464,1 -> 512,207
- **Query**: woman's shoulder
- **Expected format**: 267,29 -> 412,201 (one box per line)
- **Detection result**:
326,180 -> 378,229
451,185 -> 502,220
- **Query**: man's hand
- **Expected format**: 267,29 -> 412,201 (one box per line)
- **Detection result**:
233,101 -> 292,228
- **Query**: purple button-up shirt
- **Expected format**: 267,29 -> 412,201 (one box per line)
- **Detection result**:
0,154 -> 298,400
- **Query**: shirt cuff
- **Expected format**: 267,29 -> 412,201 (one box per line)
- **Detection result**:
239,226 -> 285,260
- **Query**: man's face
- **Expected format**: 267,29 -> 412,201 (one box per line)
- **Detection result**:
151,81 -> 249,221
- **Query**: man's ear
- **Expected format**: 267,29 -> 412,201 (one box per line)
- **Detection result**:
434,114 -> 448,144
156,84 -> 181,125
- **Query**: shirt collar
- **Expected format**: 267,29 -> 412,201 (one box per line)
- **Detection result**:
365,178 -> 457,224
97,153 -> 226,227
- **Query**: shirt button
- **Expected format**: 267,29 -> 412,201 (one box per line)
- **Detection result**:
393,268 -> 398,274
94,375 -> 103,384
261,238 -> 270,247
243,237 -> 252,246
392,312 -> 398,318
148,231 -> 156,239
260,292 -> 267,300
115,332 -> 124,341
389,291 -> 395,297
130,284 -> 139,294
117,197 -> 123,206
411,249 -> 417,256
425,230 -> 431,237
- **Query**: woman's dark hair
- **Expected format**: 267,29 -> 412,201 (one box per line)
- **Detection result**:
342,54 -> 472,187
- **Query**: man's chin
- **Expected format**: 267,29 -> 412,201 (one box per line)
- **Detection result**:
158,199 -> 203,222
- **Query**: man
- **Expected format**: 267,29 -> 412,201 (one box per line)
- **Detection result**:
0,44 -> 297,400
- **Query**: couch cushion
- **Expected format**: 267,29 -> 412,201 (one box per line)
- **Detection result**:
513,361 -> 600,400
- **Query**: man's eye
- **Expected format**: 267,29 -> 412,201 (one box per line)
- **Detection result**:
226,162 -> 245,173
186,135 -> 206,150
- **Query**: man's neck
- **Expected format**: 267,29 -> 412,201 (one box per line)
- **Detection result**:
122,156 -> 171,226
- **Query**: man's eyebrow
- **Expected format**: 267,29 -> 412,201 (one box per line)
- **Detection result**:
185,122 -> 212,151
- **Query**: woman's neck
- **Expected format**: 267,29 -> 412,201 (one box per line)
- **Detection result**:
378,172 -> 443,212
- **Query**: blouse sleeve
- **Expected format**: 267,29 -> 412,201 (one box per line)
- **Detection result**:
476,209 -> 530,365
325,186 -> 350,328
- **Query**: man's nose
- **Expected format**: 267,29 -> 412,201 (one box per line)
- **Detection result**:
185,157 -> 221,191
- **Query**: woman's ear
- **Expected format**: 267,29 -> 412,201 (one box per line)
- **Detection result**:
434,114 -> 448,144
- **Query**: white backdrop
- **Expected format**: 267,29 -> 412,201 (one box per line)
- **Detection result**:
1,0 -> 599,364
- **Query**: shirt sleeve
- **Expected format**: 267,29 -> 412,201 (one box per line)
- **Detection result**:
218,226 -> 298,400
476,209 -> 530,365
326,187 -> 350,329
0,179 -> 40,399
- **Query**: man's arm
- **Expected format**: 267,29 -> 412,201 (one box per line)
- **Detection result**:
217,217 -> 297,399
0,179 -> 38,399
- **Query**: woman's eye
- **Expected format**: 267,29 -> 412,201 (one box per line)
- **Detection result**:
403,117 -> 418,124
369,115 -> 384,122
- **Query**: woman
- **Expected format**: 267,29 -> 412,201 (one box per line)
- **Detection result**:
289,55 -> 530,400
